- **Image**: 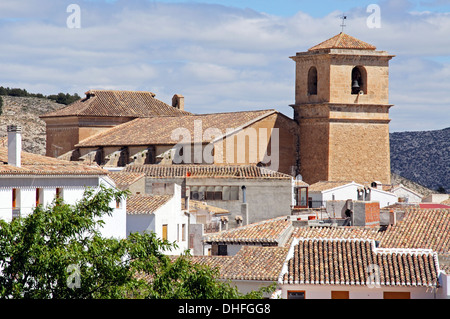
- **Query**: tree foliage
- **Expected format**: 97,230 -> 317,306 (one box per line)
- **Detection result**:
0,86 -> 80,105
0,186 -> 271,299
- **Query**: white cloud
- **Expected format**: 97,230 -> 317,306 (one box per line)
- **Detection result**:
0,0 -> 449,131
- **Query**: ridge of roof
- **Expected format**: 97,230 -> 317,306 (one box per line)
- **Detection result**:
0,147 -> 106,176
124,164 -> 293,179
74,109 -> 278,148
308,32 -> 376,51
40,89 -> 192,118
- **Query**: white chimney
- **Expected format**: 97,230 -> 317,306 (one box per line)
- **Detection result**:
7,125 -> 22,167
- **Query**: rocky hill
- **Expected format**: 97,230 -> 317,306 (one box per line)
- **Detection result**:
390,127 -> 450,193
0,96 -> 64,155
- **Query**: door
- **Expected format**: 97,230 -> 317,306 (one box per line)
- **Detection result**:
162,224 -> 168,241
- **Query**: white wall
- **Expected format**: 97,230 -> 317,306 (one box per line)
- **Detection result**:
0,188 -> 12,222
390,186 -> 423,203
0,176 -> 127,240
127,184 -> 189,255
97,176 -> 127,239
280,284 -> 439,299
153,184 -> 189,255
370,188 -> 398,208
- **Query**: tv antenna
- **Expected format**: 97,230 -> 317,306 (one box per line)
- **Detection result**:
340,14 -> 347,33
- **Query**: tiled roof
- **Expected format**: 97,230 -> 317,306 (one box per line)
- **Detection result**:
124,164 -> 292,179
203,216 -> 292,245
308,181 -> 356,192
281,238 -> 440,287
40,89 -> 191,118
308,33 -> 376,51
379,209 -> 450,254
75,109 -> 276,147
291,226 -> 383,242
0,147 -> 106,176
185,199 -> 229,214
204,216 -> 383,246
108,171 -> 145,190
189,246 -> 289,281
126,194 -> 172,215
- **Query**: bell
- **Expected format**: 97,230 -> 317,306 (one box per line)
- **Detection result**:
352,80 -> 360,88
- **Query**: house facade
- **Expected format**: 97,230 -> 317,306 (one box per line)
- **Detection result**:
123,164 -> 295,229
308,181 -> 398,209
126,183 -> 189,255
0,125 -> 126,239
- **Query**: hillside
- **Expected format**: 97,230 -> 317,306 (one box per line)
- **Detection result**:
0,96 -> 64,155
390,127 -> 450,193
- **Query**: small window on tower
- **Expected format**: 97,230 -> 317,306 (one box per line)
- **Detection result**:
351,66 -> 367,95
307,66 -> 318,95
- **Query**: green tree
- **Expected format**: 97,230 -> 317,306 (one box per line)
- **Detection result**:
0,186 -> 269,299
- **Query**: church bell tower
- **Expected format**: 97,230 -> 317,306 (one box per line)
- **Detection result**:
291,33 -> 395,185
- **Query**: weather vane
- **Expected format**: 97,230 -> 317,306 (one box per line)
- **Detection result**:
340,14 -> 347,33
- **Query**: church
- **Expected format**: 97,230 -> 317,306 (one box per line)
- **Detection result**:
40,33 -> 394,186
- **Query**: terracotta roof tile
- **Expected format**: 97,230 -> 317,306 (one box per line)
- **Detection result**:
281,238 -> 440,287
188,246 -> 289,281
379,208 -> 450,254
0,147 -> 106,176
126,194 -> 172,215
308,180 -> 356,192
124,164 -> 292,179
203,216 -> 292,245
308,33 -> 376,51
40,89 -> 191,118
75,109 -> 276,147
204,217 -> 383,246
108,171 -> 145,190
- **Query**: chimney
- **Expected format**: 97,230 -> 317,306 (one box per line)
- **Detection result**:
172,94 -> 184,111
7,125 -> 22,167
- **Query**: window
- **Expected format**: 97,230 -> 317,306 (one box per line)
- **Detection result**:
190,186 -> 239,201
12,188 -> 20,219
36,188 -> 43,207
182,224 -> 186,241
351,66 -> 367,95
295,187 -> 308,208
218,245 -> 227,256
162,224 -> 168,241
331,291 -> 349,299
307,66 -> 318,95
287,291 -> 305,299
12,188 -> 18,208
56,188 -> 63,200
383,292 -> 410,299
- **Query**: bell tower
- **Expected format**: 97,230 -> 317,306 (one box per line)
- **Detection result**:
291,33 -> 395,185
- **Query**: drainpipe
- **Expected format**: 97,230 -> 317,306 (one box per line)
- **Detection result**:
241,185 -> 248,225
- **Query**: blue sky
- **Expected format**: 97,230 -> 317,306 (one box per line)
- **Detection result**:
0,0 -> 449,132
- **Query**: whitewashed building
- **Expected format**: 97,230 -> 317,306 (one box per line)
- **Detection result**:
126,183 -> 190,255
0,125 -> 126,239
308,181 -> 398,208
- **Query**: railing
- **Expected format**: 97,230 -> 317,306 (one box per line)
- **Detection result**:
203,222 -> 220,233
12,208 -> 21,219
